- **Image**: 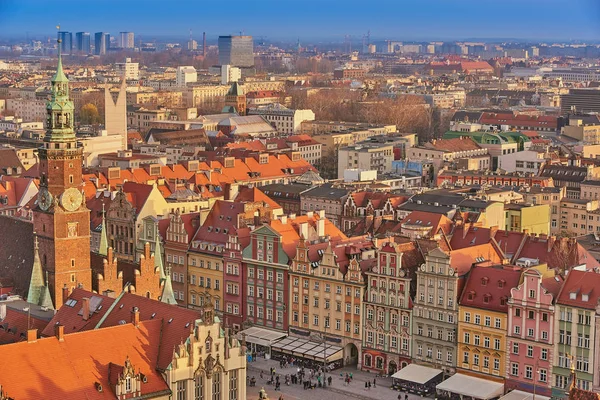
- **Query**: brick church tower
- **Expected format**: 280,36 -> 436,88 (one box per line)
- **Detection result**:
33,36 -> 91,306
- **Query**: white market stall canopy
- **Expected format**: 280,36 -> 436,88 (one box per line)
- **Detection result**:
436,373 -> 504,400
391,364 -> 443,385
499,390 -> 550,400
237,327 -> 287,347
271,336 -> 343,361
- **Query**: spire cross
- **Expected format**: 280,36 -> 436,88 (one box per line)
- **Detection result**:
34,234 -> 39,250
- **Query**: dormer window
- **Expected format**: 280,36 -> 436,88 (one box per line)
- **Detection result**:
500,297 -> 507,306
569,291 -> 577,300
582,294 -> 589,302
481,277 -> 489,286
467,291 -> 475,301
483,294 -> 491,304
125,376 -> 132,393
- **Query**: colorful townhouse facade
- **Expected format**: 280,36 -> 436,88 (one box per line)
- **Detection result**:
362,241 -> 415,375
457,266 -> 521,383
552,270 -> 600,397
506,267 -> 559,397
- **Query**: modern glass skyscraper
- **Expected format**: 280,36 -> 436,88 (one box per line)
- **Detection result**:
218,35 -> 254,68
94,32 -> 110,55
57,31 -> 72,55
75,32 -> 91,54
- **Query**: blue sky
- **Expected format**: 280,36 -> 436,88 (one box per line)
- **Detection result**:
1,0 -> 599,42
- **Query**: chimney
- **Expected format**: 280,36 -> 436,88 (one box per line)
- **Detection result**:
62,285 -> 69,305
0,304 -> 6,320
131,306 -> 140,327
299,222 -> 309,240
27,329 -> 37,343
317,218 -> 325,237
280,215 -> 287,225
318,210 -> 325,219
82,297 -> 90,321
55,324 -> 64,342
203,32 -> 207,56
306,211 -> 314,219
489,226 -> 499,240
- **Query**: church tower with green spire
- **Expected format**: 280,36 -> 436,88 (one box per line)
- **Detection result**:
33,30 -> 91,307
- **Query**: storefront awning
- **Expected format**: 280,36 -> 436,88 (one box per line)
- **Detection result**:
391,364 -> 442,385
271,336 -> 343,362
499,390 -> 550,400
237,327 -> 287,347
436,373 -> 504,400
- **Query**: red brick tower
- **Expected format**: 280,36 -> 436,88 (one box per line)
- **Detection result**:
33,36 -> 91,306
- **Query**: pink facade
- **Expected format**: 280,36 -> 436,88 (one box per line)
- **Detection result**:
506,269 -> 556,397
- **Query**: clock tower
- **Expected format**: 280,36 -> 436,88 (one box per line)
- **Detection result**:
33,35 -> 91,306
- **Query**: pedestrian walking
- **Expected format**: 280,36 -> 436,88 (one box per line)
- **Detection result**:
405,394 -> 409,400
373,378 -> 376,387
368,381 -> 371,390
365,381 -> 368,390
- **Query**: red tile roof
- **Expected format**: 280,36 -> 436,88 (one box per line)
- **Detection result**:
42,288 -> 202,370
426,137 -> 482,153
400,211 -> 453,235
449,242 -> 505,275
0,306 -> 51,345
0,320 -> 168,400
459,265 -> 521,312
556,269 -> 600,310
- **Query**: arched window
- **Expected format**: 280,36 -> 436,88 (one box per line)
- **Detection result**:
212,370 -> 221,400
194,373 -> 204,400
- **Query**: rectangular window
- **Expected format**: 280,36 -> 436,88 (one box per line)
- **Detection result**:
512,363 -> 519,376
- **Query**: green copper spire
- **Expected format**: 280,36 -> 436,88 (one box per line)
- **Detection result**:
27,236 -> 45,305
160,266 -> 177,305
39,271 -> 55,310
98,203 -> 108,256
155,234 -> 166,281
44,30 -> 75,143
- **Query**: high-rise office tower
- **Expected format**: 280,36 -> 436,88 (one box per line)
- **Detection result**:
218,35 -> 254,68
75,32 -> 91,54
57,31 -> 73,55
94,32 -> 110,55
118,32 -> 135,49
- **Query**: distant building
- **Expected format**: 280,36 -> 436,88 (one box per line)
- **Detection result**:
57,31 -> 72,55
247,104 -> 315,135
75,32 -> 91,54
94,32 -> 110,55
221,64 -> 241,85
118,31 -> 135,48
333,68 -> 366,79
561,89 -> 600,114
218,35 -> 254,68
104,76 -> 128,150
115,57 -> 139,80
176,66 -> 198,87
337,139 -> 395,179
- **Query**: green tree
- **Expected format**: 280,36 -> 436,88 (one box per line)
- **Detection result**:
79,103 -> 101,125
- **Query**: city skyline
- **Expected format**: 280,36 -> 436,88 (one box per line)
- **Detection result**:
1,0 -> 599,42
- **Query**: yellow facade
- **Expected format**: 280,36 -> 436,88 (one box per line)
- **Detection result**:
505,204 -> 550,235
187,251 -> 224,313
457,305 -> 507,382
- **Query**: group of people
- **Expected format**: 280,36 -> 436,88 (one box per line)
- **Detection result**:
342,372 -> 353,385
364,377 -> 377,390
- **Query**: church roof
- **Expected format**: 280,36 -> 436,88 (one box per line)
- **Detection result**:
26,237 -> 45,306
227,81 -> 244,96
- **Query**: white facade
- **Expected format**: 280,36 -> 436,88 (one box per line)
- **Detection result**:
248,103 -> 315,134
337,142 -> 394,179
115,58 -> 139,80
80,131 -> 125,167
6,98 -> 46,126
220,64 -> 241,85
176,66 -> 198,87
118,32 -> 135,48
497,150 -> 546,174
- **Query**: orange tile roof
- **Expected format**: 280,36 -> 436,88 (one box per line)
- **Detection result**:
449,242 -> 504,275
0,320 -> 168,400
41,288 -> 202,370
235,186 -> 281,210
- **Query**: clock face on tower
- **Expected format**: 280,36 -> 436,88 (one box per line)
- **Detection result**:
60,187 -> 83,212
37,187 -> 53,211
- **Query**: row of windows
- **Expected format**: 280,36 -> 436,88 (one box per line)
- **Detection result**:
190,275 -> 220,290
416,345 -> 453,363
248,268 -> 284,282
292,312 -> 359,333
292,277 -> 361,297
463,352 -> 501,371
366,332 -> 409,350
248,286 -> 284,302
462,333 -> 502,350
416,326 -> 455,342
464,313 -> 502,328
248,305 -> 284,322
509,363 -> 548,383
415,308 -> 455,323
